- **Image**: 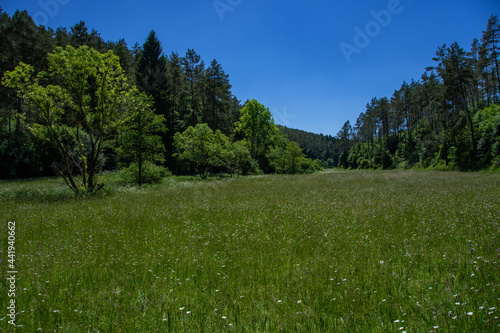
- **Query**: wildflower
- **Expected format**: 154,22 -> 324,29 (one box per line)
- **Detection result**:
467,312 -> 473,316
179,307 -> 185,311
186,311 -> 191,314
380,260 -> 385,264
277,300 -> 282,303
222,316 -> 227,319
297,300 -> 302,304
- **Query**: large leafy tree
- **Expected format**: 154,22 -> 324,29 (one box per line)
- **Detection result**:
174,123 -> 228,179
268,134 -> 305,174
235,99 -> 278,168
2,45 -> 141,193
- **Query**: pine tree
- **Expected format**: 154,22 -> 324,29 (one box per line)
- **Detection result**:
481,15 -> 500,101
204,59 -> 233,133
167,52 -> 188,132
182,49 -> 205,127
135,30 -> 170,151
433,43 -> 476,160
70,21 -> 90,47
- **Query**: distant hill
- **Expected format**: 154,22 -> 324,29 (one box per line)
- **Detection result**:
277,126 -> 338,164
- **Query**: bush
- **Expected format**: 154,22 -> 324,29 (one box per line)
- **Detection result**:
118,161 -> 171,185
297,157 -> 322,174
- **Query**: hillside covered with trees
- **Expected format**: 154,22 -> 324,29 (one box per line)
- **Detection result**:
335,15 -> 500,170
0,8 -> 320,190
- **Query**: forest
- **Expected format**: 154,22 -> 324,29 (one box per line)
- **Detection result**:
0,8 -> 322,191
0,8 -> 499,190
335,15 -> 500,171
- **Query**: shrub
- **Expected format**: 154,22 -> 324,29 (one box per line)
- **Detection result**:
118,161 -> 171,185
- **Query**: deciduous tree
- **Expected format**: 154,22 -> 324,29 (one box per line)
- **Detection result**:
2,46 -> 140,192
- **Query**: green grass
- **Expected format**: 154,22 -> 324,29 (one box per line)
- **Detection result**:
1,170 -> 499,332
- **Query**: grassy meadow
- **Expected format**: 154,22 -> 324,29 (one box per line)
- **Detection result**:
0,170 -> 499,332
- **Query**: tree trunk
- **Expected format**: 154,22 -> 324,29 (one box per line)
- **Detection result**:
138,158 -> 143,187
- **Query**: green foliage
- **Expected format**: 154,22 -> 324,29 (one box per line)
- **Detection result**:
337,151 -> 349,168
204,59 -> 234,133
117,92 -> 166,186
117,161 -> 171,185
277,125 -> 338,162
174,123 -> 228,179
223,139 -> 259,176
2,45 -> 141,192
335,16 -> 500,171
235,99 -> 278,167
268,134 -> 319,174
0,11 -> 321,179
474,104 -> 500,166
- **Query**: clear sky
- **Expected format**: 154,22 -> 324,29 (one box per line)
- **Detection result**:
2,0 -> 500,136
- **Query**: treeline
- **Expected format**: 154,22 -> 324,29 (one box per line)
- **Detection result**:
0,8 -> 320,184
277,126 -> 338,166
335,15 -> 500,170
2,9 -> 498,184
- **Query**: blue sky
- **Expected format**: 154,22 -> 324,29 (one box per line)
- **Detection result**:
3,0 -> 500,136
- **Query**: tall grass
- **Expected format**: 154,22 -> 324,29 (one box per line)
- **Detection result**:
1,170 -> 499,332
